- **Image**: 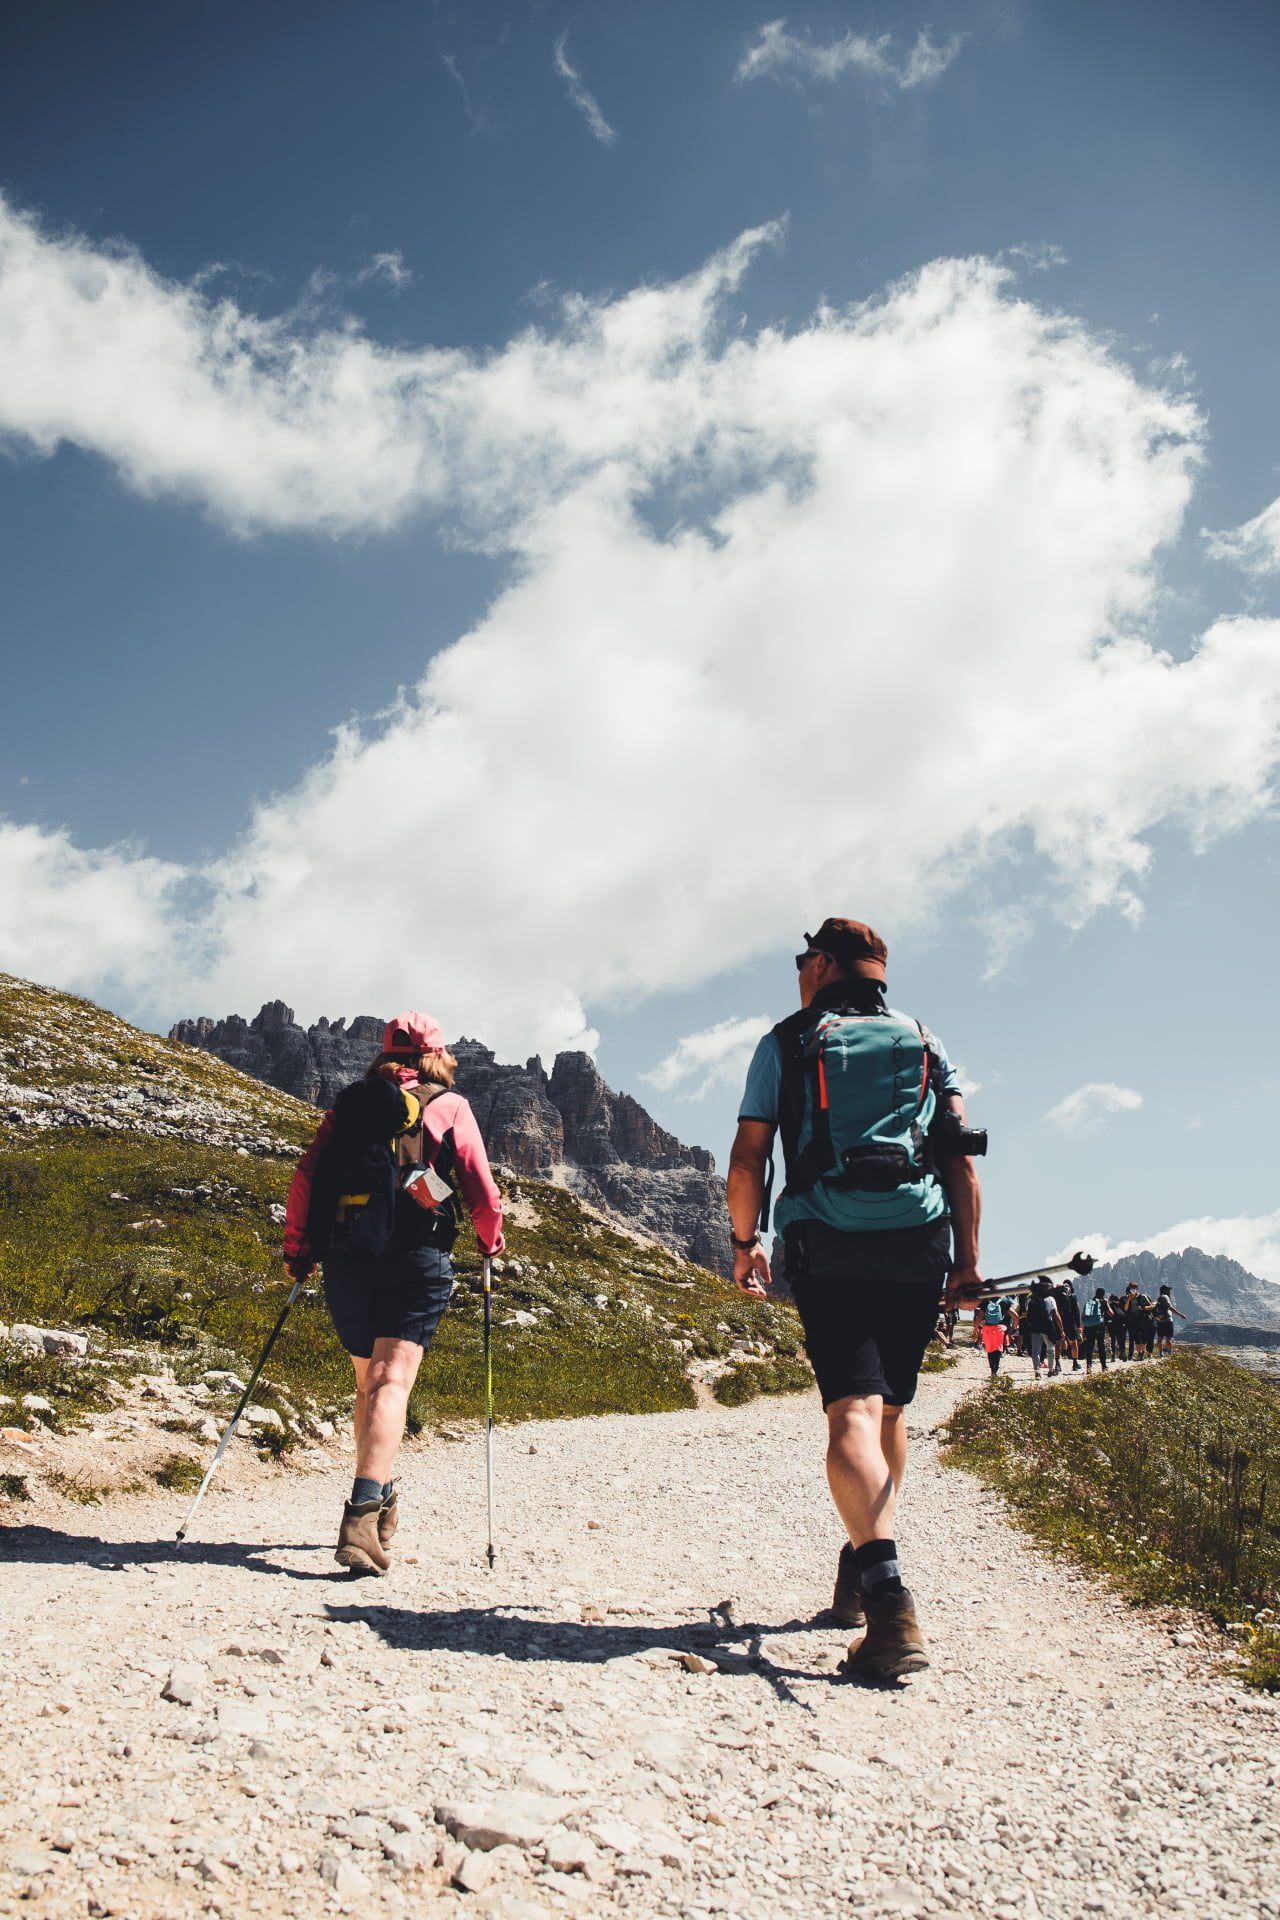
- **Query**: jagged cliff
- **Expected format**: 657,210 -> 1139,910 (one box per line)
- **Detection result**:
1097,1247 -> 1280,1329
170,1005 -> 730,1274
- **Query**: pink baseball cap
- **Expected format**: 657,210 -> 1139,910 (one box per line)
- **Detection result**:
382,1010 -> 446,1054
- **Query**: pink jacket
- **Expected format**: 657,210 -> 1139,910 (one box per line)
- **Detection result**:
284,1070 -> 504,1263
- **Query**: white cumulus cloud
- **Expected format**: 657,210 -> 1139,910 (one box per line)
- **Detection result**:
643,1016 -> 774,1102
737,19 -> 963,89
2,199 -> 1280,1058
1045,1082 -> 1144,1135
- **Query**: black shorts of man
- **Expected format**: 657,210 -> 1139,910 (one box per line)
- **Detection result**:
727,919 -> 984,1680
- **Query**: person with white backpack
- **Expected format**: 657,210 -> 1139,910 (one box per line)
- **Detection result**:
725,919 -> 986,1680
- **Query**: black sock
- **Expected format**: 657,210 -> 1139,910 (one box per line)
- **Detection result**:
350,1476 -> 382,1507
854,1538 -> 904,1598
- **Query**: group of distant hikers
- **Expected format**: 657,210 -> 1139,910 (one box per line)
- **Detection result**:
971,1275 -> 1185,1380
282,917 -> 988,1681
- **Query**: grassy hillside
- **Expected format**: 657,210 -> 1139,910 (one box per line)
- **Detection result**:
0,974 -> 807,1441
942,1350 -> 1280,1689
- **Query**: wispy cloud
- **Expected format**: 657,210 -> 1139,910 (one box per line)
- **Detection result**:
441,53 -> 474,122
643,1016 -> 773,1102
1206,495 -> 1280,576
1045,1082 -> 1144,1136
553,34 -> 617,145
356,251 -> 414,292
737,18 -> 963,90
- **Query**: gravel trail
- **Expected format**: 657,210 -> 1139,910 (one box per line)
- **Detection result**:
2,1348 -> 1277,1920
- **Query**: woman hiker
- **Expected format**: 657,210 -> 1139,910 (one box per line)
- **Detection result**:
283,1011 -> 504,1575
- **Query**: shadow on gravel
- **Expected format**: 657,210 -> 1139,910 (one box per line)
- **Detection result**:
322,1600 -> 895,1708
0,1526 -> 329,1576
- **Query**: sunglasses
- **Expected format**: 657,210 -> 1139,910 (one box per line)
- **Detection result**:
795,950 -> 826,971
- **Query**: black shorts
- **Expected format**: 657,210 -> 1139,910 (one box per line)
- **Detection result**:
323,1244 -> 454,1359
782,1218 -> 951,1408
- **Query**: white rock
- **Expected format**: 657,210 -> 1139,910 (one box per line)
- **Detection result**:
542,1826 -> 599,1875
6,1325 -> 47,1355
161,1664 -> 206,1706
452,1846 -> 496,1893
48,1328 -> 89,1356
438,1791 -> 564,1852
242,1404 -> 283,1430
590,1816 -> 643,1855
217,1701 -> 271,1736
383,1834 -> 433,1871
517,1756 -> 591,1797
319,1852 -> 370,1899
7,1846 -> 51,1876
616,1853 -> 660,1877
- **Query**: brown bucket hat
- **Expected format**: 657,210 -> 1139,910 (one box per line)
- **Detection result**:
805,918 -> 888,982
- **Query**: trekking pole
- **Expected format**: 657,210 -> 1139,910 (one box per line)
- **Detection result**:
976,1251 -> 1095,1300
175,1279 -> 305,1544
482,1254 -> 496,1571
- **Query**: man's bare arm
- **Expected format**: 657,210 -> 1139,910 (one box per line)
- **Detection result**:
726,1120 -> 775,1298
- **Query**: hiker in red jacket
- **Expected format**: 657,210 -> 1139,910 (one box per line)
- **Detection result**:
284,1011 -> 503,1575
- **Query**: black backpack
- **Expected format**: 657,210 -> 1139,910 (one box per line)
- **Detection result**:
306,1078 -> 454,1259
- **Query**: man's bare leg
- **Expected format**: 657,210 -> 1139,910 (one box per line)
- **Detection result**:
825,1393 -> 896,1545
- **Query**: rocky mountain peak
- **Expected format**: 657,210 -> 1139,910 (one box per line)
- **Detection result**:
170,1004 -> 729,1273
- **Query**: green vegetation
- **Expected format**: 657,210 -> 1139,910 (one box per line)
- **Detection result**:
1,972 -> 809,1437
0,1473 -> 31,1502
153,1452 -> 204,1492
0,1348 -> 114,1431
942,1349 -> 1280,1689
919,1344 -> 960,1374
713,1356 -> 814,1406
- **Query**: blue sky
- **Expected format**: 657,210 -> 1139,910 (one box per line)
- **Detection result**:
2,0 -> 1279,1282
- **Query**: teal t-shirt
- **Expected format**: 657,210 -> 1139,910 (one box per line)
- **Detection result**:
739,1012 -> 960,1234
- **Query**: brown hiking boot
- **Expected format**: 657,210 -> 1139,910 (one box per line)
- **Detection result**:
841,1586 -> 929,1680
335,1499 -> 390,1576
377,1484 -> 399,1550
830,1542 -> 865,1629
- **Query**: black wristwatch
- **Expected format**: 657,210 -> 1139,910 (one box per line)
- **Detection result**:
729,1231 -> 761,1251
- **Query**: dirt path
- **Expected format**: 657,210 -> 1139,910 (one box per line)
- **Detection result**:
2,1349 -> 1277,1920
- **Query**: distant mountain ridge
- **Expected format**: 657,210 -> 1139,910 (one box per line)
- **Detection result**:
170,1002 -> 729,1274
1096,1246 -> 1280,1330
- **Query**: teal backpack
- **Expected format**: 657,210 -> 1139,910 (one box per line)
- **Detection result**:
983,1299 -> 1006,1326
1083,1296 -> 1107,1328
774,1003 -> 938,1203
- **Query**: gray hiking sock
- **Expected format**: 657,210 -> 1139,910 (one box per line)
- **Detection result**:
381,1481 -> 395,1503
854,1538 -> 904,1598
350,1476 -> 383,1508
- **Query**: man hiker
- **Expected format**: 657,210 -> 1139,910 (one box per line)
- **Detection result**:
1152,1284 -> 1186,1355
1081,1286 -> 1111,1372
726,919 -> 984,1680
1055,1275 -> 1083,1370
1022,1277 -> 1063,1379
283,1012 -> 504,1575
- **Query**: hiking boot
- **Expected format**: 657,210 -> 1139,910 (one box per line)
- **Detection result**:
830,1542 -> 865,1629
335,1499 -> 390,1576
378,1483 -> 399,1550
841,1586 -> 929,1681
